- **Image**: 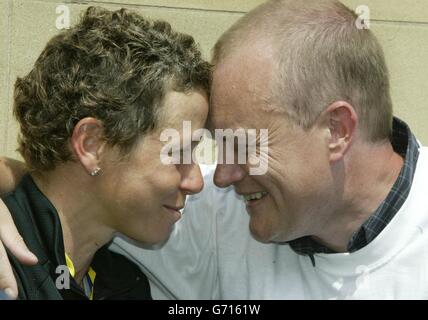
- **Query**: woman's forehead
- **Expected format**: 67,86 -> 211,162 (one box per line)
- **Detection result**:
157,90 -> 209,129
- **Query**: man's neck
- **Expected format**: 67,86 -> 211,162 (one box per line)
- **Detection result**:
313,141 -> 404,252
32,166 -> 114,284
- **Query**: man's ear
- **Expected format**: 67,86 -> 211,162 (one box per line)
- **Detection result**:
325,101 -> 358,163
70,117 -> 106,175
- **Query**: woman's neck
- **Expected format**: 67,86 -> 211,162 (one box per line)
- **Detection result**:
32,167 -> 114,284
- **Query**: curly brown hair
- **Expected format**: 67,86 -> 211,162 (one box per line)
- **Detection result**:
14,6 -> 211,172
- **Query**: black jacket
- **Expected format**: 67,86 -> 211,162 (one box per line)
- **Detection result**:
2,174 -> 152,300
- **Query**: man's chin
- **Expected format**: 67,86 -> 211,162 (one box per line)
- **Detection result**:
248,220 -> 273,244
248,218 -> 296,244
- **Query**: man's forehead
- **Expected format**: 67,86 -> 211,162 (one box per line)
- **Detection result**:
210,43 -> 276,130
209,96 -> 273,132
213,47 -> 274,96
212,64 -> 273,111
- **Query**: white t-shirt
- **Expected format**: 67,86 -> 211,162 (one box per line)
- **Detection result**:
110,147 -> 428,299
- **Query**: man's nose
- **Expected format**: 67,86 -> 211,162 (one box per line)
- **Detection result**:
214,163 -> 246,188
180,164 -> 204,195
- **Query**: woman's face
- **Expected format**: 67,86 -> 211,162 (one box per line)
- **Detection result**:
96,89 -> 208,246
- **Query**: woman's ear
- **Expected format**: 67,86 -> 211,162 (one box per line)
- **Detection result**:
325,101 -> 358,163
70,117 -> 106,176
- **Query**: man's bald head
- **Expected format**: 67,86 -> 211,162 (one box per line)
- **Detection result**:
213,0 -> 392,142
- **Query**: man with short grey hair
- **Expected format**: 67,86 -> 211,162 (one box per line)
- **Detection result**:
1,0 -> 428,299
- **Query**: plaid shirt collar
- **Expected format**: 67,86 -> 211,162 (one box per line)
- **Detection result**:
288,117 -> 420,259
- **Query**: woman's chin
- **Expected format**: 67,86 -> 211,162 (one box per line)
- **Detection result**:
121,225 -> 175,249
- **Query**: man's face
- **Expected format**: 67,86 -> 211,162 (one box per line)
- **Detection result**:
211,48 -> 335,243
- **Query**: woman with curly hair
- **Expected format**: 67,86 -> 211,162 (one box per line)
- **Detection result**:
0,6 -> 210,300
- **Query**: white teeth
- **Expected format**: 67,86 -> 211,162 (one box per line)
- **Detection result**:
243,192 -> 268,201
